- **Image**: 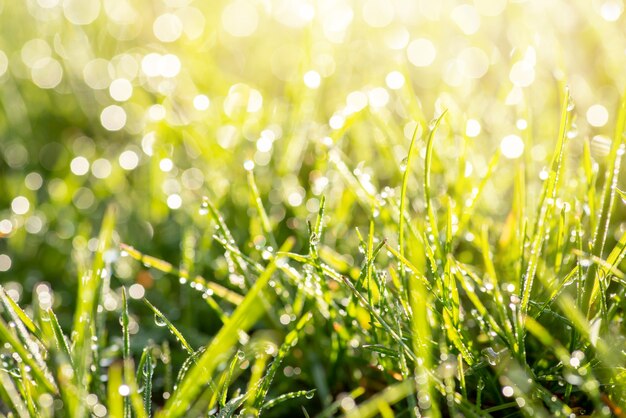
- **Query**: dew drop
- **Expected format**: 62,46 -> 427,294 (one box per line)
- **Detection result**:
154,314 -> 167,327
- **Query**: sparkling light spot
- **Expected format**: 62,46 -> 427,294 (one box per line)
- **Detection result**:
70,156 -> 90,176
367,87 -> 389,108
25,172 -> 43,190
159,158 -> 174,172
502,386 -> 514,397
586,104 -> 609,127
31,58 -> 63,89
466,119 -> 481,137
256,132 -> 274,152
329,114 -> 345,130
109,78 -> 133,102
0,220 -> 13,235
167,194 -> 182,209
118,385 -> 130,397
303,70 -> 321,89
21,39 -> 51,68
160,54 -> 181,78
385,71 -> 405,90
193,94 -> 210,111
407,38 -> 436,67
119,150 -> 139,170
599,0 -> 623,21
91,159 -> 112,179
11,196 -> 30,215
100,105 -> 127,131
222,0 -> 259,37
141,53 -> 162,77
0,255 -> 11,272
128,284 -> 145,299
346,91 -> 368,113
148,104 -> 166,121
153,13 -> 183,42
500,134 -> 524,159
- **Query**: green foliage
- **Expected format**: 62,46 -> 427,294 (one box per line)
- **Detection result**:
2,1 -> 626,417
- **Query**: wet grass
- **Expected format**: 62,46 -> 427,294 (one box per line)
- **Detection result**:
1,86 -> 626,417
1,2 -> 626,417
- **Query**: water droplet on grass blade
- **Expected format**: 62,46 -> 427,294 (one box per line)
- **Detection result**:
400,157 -> 408,172
154,314 -> 167,327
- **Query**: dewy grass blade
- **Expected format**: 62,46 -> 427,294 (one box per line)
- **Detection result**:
519,87 -> 570,317
120,243 -> 244,306
143,298 -> 194,355
252,312 -> 313,414
72,205 -> 116,406
424,109 -> 448,257
121,287 -> 132,418
0,287 -> 41,339
583,89 -> 626,317
0,369 -> 30,418
399,122 -> 422,292
0,315 -> 56,393
158,237 -> 295,418
247,168 -> 277,249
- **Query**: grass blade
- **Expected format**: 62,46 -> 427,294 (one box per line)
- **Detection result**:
158,237 -> 295,418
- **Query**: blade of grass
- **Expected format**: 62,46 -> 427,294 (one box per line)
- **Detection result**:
583,89 -> 626,316
120,243 -> 243,305
143,298 -> 194,355
72,205 -> 116,405
424,110 -> 448,257
158,237 -> 295,418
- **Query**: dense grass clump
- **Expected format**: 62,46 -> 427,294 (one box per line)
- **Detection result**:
2,1 -> 626,417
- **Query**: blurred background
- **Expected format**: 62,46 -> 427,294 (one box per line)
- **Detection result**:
0,0 -> 625,408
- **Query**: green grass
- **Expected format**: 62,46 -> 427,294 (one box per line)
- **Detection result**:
2,1 -> 626,417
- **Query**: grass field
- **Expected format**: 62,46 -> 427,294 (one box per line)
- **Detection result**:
1,0 -> 626,416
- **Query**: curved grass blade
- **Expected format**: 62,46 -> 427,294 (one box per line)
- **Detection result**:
121,288 -> 131,418
583,89 -> 626,316
262,390 -> 316,411
120,243 -> 243,306
72,205 -> 116,407
0,369 -> 29,418
140,348 -> 154,417
424,109 -> 448,256
0,316 -> 56,394
519,87 -> 570,317
143,298 -> 194,355
344,380 -> 413,418
0,287 -> 41,339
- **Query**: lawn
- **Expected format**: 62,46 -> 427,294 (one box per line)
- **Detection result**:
1,0 -> 626,417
